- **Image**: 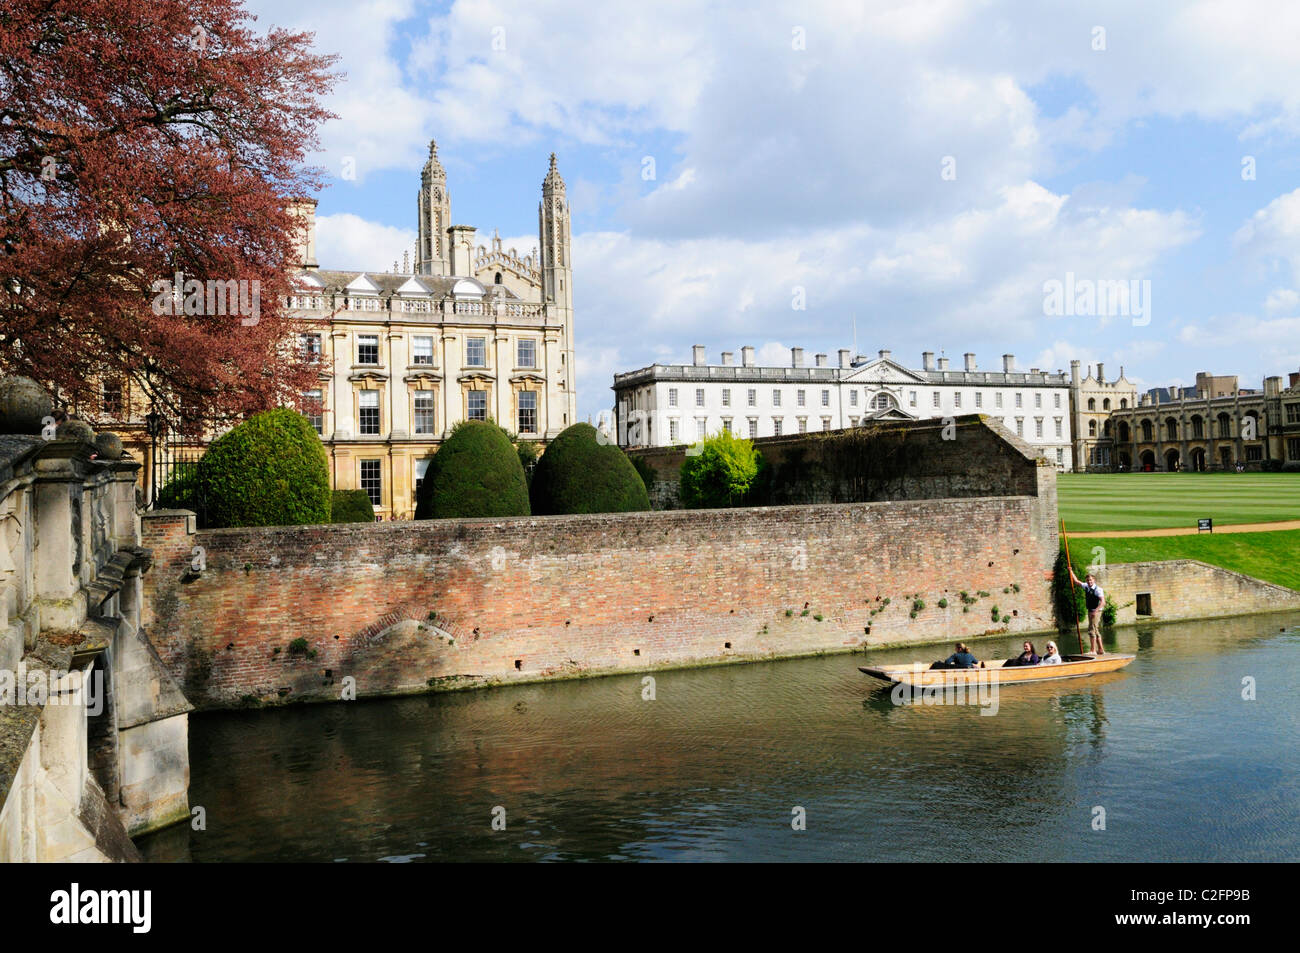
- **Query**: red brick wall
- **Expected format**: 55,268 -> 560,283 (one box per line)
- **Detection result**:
141,467 -> 1059,708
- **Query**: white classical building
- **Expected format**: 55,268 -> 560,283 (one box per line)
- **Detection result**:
612,346 -> 1075,469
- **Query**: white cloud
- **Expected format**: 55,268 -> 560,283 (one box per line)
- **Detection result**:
1234,188 -> 1300,278
315,214 -> 417,271
569,182 -> 1197,417
247,0 -> 435,182
1265,288 -> 1300,314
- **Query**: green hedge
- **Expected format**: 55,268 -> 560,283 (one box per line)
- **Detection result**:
330,489 -> 375,523
198,408 -> 330,528
529,423 -> 650,515
414,419 -> 530,519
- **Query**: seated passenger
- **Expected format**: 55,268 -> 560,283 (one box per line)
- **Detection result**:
1040,641 -> 1062,665
1005,641 -> 1040,667
936,642 -> 979,669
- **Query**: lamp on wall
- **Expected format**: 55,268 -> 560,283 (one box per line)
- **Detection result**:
145,408 -> 164,506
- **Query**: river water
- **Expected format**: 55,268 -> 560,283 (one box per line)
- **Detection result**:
139,611 -> 1300,862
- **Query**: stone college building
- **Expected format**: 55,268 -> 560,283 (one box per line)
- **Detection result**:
287,141 -> 577,519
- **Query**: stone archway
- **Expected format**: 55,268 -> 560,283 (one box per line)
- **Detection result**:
1165,448 -> 1181,472
1119,451 -> 1132,470
1140,450 -> 1156,471
1190,447 -> 1207,472
1220,446 -> 1233,470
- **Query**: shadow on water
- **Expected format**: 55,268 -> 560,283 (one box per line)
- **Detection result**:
137,611 -> 1300,863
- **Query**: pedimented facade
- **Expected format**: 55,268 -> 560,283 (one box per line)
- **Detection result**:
288,142 -> 577,519
613,347 -> 1074,469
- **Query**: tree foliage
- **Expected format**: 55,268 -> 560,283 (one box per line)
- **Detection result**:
414,419 -> 530,519
197,408 -> 330,527
0,0 -> 339,421
529,423 -> 650,515
679,431 -> 762,508
1051,547 -> 1086,632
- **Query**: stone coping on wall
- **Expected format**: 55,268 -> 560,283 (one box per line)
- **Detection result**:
145,492 -> 1050,541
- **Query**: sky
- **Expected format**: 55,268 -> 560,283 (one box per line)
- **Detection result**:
247,0 -> 1300,422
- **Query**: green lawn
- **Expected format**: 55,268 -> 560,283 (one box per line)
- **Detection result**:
1066,529 -> 1300,592
1058,472 -> 1300,532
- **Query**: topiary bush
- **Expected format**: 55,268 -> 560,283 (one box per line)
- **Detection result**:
198,408 -> 330,528
630,454 -> 656,495
679,430 -> 762,508
529,423 -> 650,515
414,419 -> 530,519
330,489 -> 375,523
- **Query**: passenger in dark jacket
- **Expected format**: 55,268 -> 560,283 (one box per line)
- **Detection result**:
1004,641 -> 1040,667
935,642 -> 979,669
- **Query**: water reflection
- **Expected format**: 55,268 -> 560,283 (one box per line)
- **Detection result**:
138,611 -> 1300,863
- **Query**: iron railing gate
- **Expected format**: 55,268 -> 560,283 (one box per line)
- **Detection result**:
146,407 -> 213,525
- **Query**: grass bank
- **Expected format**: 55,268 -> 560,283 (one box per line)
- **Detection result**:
1066,528 -> 1300,592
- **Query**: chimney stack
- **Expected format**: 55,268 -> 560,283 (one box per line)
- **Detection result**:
1289,371 -> 1300,388
938,357 -> 950,371
1002,354 -> 1015,373
922,351 -> 935,372
721,351 -> 734,366
1096,362 -> 1105,383
815,353 -> 827,367
692,344 -> 706,367
742,346 -> 755,367
878,349 -> 891,361
791,347 -> 804,368
964,352 -> 976,372
838,348 -> 851,368
288,198 -> 319,269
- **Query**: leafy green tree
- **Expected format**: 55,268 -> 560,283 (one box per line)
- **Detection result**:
330,489 -> 375,523
679,430 -> 762,508
198,408 -> 330,527
1051,546 -> 1087,632
414,419 -> 530,519
529,423 -> 650,514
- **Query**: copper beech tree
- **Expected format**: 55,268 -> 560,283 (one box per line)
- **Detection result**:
0,0 -> 338,424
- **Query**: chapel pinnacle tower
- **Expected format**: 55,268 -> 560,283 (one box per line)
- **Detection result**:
416,139 -> 451,275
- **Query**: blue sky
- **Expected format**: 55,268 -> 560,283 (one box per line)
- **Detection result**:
249,0 -> 1300,422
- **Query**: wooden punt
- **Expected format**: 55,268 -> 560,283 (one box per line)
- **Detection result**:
859,653 -> 1136,688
